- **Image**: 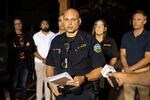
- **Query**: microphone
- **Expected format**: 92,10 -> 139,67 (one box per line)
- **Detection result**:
64,43 -> 70,52
108,72 -> 119,90
64,43 -> 70,68
101,64 -> 119,90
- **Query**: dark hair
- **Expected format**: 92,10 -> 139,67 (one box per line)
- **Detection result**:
129,10 -> 147,26
59,12 -> 64,17
40,18 -> 50,25
132,10 -> 147,20
10,16 -> 24,31
92,19 -> 107,38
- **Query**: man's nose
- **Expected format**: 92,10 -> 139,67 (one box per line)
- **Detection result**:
68,20 -> 72,25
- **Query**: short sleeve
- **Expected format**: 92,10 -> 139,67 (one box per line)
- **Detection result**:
110,38 -> 119,58
121,34 -> 127,49
145,32 -> 150,52
45,40 -> 55,66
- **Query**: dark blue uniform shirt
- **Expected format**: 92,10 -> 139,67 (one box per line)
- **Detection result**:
100,37 -> 119,64
46,30 -> 105,76
121,30 -> 150,66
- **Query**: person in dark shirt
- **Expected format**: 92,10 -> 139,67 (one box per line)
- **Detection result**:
7,17 -> 42,100
46,8 -> 105,100
120,10 -> 150,100
92,19 -> 119,100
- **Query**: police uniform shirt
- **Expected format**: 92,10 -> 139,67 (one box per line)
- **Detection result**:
46,30 -> 105,76
100,37 -> 119,63
99,37 -> 119,88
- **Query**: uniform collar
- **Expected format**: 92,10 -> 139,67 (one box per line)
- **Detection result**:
62,31 -> 83,43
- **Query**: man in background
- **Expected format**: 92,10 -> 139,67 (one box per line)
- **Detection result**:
33,19 -> 56,100
57,13 -> 66,34
120,10 -> 150,100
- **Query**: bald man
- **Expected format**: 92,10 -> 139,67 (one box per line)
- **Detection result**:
45,8 -> 105,100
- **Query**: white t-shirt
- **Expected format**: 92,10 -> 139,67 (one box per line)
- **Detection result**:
33,30 -> 56,63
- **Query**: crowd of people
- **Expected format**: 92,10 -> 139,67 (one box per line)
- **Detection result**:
6,8 -> 150,100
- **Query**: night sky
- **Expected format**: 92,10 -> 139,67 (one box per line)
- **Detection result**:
0,0 -> 150,46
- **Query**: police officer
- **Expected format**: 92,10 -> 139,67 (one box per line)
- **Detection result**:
46,8 -> 105,100
92,19 -> 119,100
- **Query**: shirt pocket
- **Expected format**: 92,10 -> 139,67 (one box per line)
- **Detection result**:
52,48 -> 61,66
74,44 -> 89,59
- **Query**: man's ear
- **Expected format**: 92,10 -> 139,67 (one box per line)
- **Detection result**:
129,19 -> 132,26
144,19 -> 147,25
104,27 -> 107,32
79,18 -> 82,25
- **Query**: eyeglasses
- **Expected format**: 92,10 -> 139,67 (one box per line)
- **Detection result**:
94,24 -> 104,28
14,23 -> 22,25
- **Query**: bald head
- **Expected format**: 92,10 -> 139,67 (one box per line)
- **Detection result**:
64,8 -> 80,19
63,8 -> 81,37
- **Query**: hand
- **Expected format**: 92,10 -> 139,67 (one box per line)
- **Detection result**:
26,42 -> 30,46
124,67 -> 133,73
48,83 -> 61,96
42,58 -> 46,64
66,76 -> 85,87
107,72 -> 125,87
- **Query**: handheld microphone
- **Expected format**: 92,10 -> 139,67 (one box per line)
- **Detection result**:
64,43 -> 70,68
64,43 -> 70,53
101,64 -> 119,90
109,72 -> 119,90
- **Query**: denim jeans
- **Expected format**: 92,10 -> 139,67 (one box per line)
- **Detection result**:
10,63 -> 29,100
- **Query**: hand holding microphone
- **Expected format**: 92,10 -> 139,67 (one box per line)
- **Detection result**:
108,72 -> 119,90
101,64 -> 119,90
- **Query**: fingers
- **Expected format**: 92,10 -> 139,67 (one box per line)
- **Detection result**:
66,76 -> 84,87
107,72 -> 114,77
66,79 -> 80,87
66,80 -> 78,87
107,72 -> 120,87
49,83 -> 61,96
107,77 -> 114,87
108,72 -> 119,79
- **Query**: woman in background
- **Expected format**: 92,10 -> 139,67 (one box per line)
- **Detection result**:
7,17 -> 37,100
92,19 -> 119,100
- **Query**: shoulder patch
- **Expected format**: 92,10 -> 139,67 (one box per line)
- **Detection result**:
94,43 -> 102,53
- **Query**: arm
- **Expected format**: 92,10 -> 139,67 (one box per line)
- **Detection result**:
129,52 -> 150,71
120,48 -> 129,71
86,67 -> 102,81
109,38 -> 119,66
126,71 -> 150,86
66,67 -> 102,87
109,57 -> 117,66
46,65 -> 55,78
34,52 -> 45,63
108,71 -> 150,87
46,65 -> 61,96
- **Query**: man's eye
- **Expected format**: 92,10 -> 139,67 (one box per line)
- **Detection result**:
72,19 -> 77,21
